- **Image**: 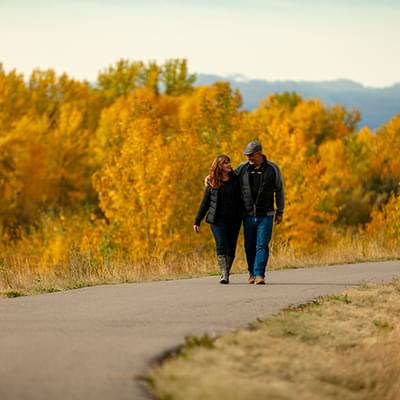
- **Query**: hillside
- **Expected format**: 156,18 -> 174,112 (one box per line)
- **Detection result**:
197,74 -> 400,129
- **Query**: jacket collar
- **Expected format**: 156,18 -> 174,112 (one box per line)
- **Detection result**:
248,155 -> 267,171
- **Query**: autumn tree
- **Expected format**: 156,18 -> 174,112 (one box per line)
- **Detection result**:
97,59 -> 196,102
1,61 -> 399,268
0,67 -> 104,237
92,89 -> 183,258
161,59 -> 196,96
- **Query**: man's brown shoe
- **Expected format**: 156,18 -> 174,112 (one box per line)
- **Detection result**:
248,275 -> 255,284
255,276 -> 266,285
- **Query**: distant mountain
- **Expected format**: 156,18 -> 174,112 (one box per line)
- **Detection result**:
196,74 -> 400,130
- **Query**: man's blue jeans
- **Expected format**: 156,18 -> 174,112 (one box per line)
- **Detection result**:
243,215 -> 274,277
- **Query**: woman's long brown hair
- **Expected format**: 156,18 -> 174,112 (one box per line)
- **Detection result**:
208,155 -> 231,189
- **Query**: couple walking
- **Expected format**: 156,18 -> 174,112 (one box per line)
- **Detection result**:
194,140 -> 284,285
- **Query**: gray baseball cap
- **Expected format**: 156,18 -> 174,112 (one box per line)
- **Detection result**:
243,140 -> 262,155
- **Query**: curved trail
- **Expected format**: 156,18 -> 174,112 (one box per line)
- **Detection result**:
1,261 -> 399,400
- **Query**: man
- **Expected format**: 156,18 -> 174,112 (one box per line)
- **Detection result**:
236,140 -> 284,285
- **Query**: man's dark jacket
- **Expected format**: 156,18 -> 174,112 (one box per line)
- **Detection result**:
235,157 -> 284,217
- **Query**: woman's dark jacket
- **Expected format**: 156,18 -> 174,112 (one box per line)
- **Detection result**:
194,173 -> 242,225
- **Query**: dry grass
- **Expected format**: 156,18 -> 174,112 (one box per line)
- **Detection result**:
147,279 -> 400,400
1,234 -> 399,297
268,235 -> 400,270
0,252 -> 223,297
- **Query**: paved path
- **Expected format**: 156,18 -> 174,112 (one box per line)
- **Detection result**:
1,261 -> 399,400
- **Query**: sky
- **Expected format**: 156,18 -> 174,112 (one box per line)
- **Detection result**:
1,0 -> 400,87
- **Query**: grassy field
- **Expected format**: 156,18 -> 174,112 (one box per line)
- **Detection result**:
1,240 -> 399,298
146,279 -> 400,400
1,236 -> 399,297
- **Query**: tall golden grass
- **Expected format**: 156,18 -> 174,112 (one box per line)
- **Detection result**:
1,232 -> 398,296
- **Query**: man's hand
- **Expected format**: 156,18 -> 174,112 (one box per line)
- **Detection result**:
193,225 -> 200,233
275,214 -> 283,224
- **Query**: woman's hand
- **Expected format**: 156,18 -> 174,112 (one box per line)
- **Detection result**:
193,225 -> 200,233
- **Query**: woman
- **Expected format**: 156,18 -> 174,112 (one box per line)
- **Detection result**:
193,155 -> 242,284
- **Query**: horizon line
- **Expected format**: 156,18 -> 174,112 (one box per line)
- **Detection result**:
1,62 -> 399,90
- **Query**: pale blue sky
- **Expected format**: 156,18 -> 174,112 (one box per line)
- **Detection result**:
1,0 -> 399,87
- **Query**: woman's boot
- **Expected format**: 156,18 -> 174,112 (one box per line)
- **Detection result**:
226,256 -> 235,278
217,255 -> 229,284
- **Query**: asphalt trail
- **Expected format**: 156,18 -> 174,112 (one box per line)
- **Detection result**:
1,261 -> 399,400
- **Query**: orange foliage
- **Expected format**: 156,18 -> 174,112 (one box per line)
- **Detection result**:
0,60 -> 399,268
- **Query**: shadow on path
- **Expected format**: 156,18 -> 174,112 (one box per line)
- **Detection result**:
229,282 -> 361,286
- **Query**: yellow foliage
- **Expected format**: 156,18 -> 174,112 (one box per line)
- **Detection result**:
39,234 -> 67,273
366,193 -> 400,242
0,61 -> 399,268
93,91 -> 183,258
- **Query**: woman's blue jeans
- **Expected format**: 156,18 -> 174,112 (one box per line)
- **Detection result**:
243,215 -> 274,277
210,221 -> 241,257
